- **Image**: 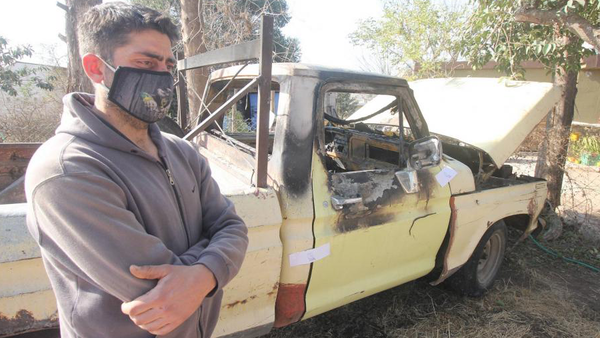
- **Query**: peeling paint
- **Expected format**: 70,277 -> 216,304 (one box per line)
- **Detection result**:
330,170 -> 402,232
330,169 -> 436,233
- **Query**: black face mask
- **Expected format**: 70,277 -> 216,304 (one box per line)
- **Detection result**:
100,58 -> 174,123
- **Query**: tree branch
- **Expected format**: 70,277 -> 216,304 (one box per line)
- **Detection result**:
56,1 -> 69,11
515,7 -> 600,51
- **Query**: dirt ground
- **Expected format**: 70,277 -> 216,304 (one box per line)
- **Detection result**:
16,228 -> 600,338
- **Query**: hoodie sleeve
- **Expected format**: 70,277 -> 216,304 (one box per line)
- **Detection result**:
28,172 -> 184,302
177,153 -> 249,295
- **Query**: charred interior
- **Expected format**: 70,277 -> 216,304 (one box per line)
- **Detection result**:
324,125 -> 414,172
323,101 -> 538,190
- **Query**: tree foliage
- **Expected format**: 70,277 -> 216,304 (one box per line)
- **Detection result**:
335,93 -> 361,119
461,0 -> 600,211
132,0 -> 301,62
350,0 -> 467,79
461,0 -> 599,79
0,37 -> 54,96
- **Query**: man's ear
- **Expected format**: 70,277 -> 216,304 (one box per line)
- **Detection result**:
82,53 -> 106,85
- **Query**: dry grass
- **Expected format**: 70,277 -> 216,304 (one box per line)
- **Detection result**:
266,229 -> 600,338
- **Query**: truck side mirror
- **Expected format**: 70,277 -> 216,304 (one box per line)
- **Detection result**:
408,136 -> 442,170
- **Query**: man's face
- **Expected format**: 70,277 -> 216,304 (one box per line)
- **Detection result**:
90,29 -> 176,126
110,29 -> 176,73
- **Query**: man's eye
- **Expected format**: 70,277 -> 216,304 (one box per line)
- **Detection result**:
138,60 -> 153,67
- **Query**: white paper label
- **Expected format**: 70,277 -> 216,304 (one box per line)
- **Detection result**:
289,243 -> 331,267
435,166 -> 458,187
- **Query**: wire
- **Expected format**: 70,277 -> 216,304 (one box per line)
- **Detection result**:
180,69 -> 257,184
325,100 -> 397,125
528,235 -> 600,273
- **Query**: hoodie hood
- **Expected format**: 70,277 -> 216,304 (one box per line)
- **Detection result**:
57,93 -> 166,157
350,78 -> 561,167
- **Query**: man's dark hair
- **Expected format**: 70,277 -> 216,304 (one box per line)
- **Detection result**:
79,2 -> 179,61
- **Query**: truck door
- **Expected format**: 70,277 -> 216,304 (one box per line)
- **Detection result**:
303,84 -> 452,319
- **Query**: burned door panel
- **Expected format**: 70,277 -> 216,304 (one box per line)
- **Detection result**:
329,169 -> 436,233
304,83 -> 452,321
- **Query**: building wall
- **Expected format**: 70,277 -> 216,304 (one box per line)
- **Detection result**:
451,67 -> 600,124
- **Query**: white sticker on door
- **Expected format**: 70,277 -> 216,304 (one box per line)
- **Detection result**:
289,243 -> 331,267
435,166 -> 458,187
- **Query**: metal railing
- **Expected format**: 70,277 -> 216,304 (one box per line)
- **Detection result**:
176,15 -> 273,188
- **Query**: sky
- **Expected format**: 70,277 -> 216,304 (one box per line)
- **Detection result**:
0,0 -> 383,70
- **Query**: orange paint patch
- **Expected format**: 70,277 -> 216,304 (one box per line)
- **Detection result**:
274,283 -> 307,328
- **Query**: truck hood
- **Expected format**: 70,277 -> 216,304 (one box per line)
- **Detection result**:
351,78 -> 561,167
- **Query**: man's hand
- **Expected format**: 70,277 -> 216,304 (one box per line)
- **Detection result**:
121,264 -> 217,335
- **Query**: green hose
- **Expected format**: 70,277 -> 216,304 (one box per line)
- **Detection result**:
528,235 -> 600,273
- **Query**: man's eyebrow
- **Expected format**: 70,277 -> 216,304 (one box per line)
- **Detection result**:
138,52 -> 176,64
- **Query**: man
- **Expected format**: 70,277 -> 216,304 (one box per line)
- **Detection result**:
25,3 -> 248,337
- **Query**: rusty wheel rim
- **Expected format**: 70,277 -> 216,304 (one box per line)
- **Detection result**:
476,231 -> 504,287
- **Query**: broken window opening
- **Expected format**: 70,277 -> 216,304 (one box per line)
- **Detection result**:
322,91 -> 416,173
204,79 -> 280,155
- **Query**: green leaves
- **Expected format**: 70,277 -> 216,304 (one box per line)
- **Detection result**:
350,0 -> 467,79
0,37 -> 54,96
461,0 -> 598,79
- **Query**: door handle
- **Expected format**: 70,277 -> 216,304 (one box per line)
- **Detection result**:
331,195 -> 362,210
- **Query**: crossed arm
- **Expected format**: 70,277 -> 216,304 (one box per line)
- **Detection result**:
29,163 -> 248,335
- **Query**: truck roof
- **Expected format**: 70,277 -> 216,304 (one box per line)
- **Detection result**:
209,63 -> 409,87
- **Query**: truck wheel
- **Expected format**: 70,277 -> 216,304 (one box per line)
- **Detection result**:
448,220 -> 507,297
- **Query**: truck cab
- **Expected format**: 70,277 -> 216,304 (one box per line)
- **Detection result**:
193,63 -> 555,337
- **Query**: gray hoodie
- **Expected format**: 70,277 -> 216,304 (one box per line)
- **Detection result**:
25,93 -> 248,338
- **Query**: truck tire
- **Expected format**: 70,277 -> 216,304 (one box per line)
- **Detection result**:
447,220 -> 507,297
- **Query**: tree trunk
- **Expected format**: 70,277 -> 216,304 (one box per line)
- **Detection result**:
180,0 -> 210,128
65,0 -> 101,94
535,34 -> 579,208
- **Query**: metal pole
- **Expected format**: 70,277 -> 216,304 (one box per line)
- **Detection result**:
176,51 -> 189,132
184,78 -> 259,141
255,15 -> 273,188
398,99 -> 405,168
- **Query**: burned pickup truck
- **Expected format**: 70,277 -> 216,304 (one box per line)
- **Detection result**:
0,63 -> 558,337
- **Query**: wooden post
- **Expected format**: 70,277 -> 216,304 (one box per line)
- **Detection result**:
255,15 -> 273,188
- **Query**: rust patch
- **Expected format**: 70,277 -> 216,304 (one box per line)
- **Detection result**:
274,283 -> 306,328
527,196 -> 538,219
431,196 -> 458,286
225,295 -> 258,309
0,310 -> 58,336
0,143 -> 41,192
267,282 -> 280,297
